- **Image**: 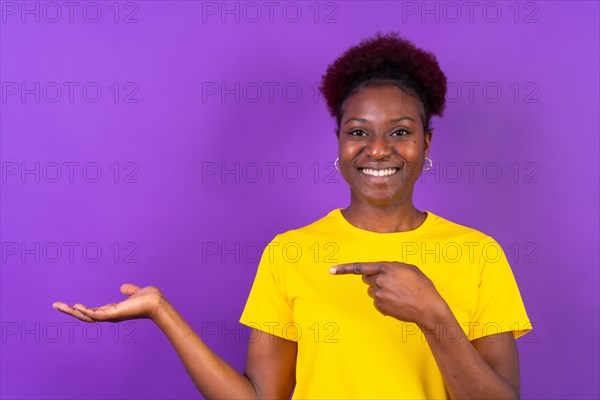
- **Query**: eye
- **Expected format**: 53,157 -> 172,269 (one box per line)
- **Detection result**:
348,129 -> 367,136
392,129 -> 410,136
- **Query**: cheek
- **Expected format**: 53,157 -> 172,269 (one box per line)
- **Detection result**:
338,141 -> 361,161
399,140 -> 423,156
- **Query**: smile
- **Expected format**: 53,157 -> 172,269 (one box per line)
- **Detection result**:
359,168 -> 400,177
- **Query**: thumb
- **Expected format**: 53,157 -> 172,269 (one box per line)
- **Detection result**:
120,283 -> 141,296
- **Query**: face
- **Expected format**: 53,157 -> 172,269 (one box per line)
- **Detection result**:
337,85 -> 432,207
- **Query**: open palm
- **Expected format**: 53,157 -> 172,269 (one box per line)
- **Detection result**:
52,284 -> 164,323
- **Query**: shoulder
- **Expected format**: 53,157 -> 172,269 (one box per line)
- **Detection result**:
427,212 -> 510,267
425,211 -> 497,244
272,209 -> 342,243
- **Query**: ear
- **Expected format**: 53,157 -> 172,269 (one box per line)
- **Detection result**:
424,130 -> 433,157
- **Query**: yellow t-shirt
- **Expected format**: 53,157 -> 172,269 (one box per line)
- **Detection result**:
239,209 -> 531,399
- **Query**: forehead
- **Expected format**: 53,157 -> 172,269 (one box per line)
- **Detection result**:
341,86 -> 423,121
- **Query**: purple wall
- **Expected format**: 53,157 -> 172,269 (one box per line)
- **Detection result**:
1,1 -> 598,399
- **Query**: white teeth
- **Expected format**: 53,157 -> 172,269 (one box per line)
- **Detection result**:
361,168 -> 398,177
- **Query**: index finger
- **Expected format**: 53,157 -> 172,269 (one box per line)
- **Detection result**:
329,262 -> 383,276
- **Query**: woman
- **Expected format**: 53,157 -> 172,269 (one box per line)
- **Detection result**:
53,32 -> 531,399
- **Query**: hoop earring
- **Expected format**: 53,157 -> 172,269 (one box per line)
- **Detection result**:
423,157 -> 432,171
334,157 -> 340,171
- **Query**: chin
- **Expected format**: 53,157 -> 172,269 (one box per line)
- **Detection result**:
359,191 -> 403,206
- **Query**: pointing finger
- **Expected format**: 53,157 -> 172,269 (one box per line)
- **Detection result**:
329,262 -> 384,276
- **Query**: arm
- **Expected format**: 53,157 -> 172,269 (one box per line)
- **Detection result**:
420,304 -> 519,399
153,300 -> 297,399
53,284 -> 297,399
331,263 -> 521,399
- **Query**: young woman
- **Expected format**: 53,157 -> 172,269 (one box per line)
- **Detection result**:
53,32 -> 531,399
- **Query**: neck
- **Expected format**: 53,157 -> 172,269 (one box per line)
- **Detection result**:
342,199 -> 426,233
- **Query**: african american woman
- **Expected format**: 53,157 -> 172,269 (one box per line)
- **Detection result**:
53,32 -> 531,400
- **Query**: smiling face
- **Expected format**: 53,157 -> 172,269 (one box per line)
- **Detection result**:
337,85 -> 432,207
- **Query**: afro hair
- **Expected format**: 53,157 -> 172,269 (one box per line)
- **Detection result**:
319,32 -> 447,133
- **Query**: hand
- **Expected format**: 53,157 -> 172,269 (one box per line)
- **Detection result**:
330,262 -> 449,328
52,283 -> 165,323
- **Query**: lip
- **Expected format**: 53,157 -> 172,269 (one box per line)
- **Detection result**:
357,166 -> 401,170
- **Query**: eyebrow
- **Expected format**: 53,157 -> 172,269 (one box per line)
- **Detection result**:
342,116 -> 416,124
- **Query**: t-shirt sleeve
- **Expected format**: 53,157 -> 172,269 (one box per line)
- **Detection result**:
239,235 -> 298,341
470,235 -> 532,340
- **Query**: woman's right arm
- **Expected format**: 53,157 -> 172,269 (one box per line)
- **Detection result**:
53,284 -> 297,399
152,299 -> 297,399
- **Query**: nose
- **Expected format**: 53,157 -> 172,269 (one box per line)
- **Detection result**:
364,134 -> 392,160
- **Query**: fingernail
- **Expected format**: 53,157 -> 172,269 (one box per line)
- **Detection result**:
329,267 -> 337,274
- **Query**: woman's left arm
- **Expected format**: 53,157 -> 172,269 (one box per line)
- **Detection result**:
421,306 -> 519,399
330,261 -> 520,400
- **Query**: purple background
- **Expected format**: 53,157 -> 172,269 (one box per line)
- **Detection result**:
1,1 -> 598,399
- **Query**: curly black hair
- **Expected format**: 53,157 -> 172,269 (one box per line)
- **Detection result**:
319,32 -> 447,135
